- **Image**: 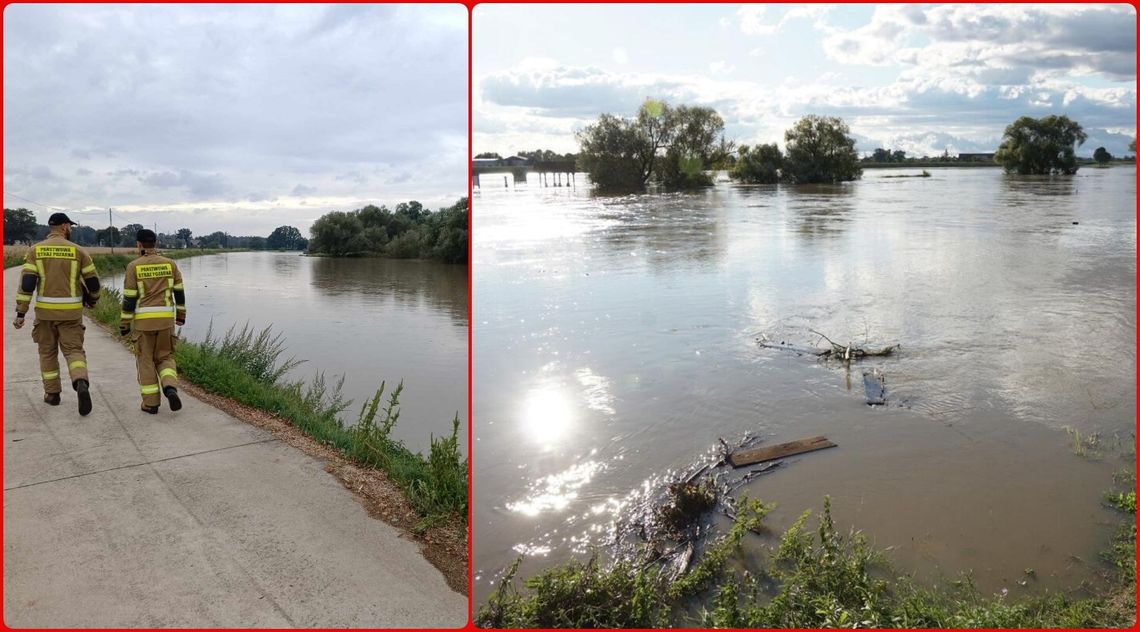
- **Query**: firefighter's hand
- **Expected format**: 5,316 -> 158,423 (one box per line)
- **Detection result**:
83,294 -> 99,308
12,316 -> 24,330
176,317 -> 185,326
119,325 -> 130,337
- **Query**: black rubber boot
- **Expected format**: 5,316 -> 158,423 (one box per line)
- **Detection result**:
75,379 -> 92,417
44,392 -> 61,406
141,404 -> 159,415
163,386 -> 182,412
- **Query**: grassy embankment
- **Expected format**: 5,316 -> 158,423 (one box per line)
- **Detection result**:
88,288 -> 466,527
478,461 -> 1135,627
3,246 -> 229,272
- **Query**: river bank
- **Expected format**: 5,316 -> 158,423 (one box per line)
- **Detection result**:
477,472 -> 1135,627
2,246 -> 230,272
84,291 -> 468,593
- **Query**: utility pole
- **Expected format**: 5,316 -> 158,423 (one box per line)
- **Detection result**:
109,208 -> 114,254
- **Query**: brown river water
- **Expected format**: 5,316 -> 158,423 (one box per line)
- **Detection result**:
472,166 -> 1136,605
109,252 -> 468,454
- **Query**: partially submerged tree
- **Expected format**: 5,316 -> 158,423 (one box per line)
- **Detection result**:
994,115 -> 1087,175
782,115 -> 862,184
1094,146 -> 1113,164
731,143 -> 784,184
577,99 -> 728,191
267,225 -> 306,250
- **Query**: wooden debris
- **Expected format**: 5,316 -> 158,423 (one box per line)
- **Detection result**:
863,369 -> 886,405
728,436 -> 836,468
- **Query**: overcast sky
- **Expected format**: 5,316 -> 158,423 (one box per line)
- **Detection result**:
4,4 -> 467,236
474,4 -> 1136,158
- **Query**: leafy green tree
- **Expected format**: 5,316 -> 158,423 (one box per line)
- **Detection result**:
266,225 -> 305,250
306,198 -> 467,263
119,223 -> 145,246
176,228 -> 193,248
577,99 -> 728,190
474,152 -> 502,159
1093,147 -> 1112,164
96,226 -> 121,247
576,113 -> 648,190
1130,139 -> 1137,154
871,148 -> 892,163
71,225 -> 97,246
731,143 -> 784,184
994,115 -> 1087,175
199,231 -> 229,248
660,106 -> 729,188
309,211 -> 364,256
783,115 -> 862,184
4,207 -> 37,244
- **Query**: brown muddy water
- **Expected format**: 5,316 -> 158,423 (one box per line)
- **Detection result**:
472,166 -> 1136,606
108,252 -> 468,454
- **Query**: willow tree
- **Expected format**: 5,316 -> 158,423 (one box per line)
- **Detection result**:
576,99 -> 728,191
730,143 -> 784,184
782,115 -> 862,184
994,115 -> 1087,175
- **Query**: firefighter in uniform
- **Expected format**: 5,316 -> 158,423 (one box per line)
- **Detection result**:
119,229 -> 186,414
13,212 -> 101,416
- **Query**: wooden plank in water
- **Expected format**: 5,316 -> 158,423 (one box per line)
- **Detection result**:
728,435 -> 836,468
863,369 -> 886,405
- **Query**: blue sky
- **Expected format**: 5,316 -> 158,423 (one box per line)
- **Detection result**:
474,4 -> 1136,157
4,4 -> 467,236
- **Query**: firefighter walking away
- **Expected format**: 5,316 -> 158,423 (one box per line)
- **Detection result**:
12,213 -> 101,416
119,229 -> 187,414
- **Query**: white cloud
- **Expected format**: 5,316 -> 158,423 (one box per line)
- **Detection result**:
612,47 -> 629,65
3,4 -> 467,236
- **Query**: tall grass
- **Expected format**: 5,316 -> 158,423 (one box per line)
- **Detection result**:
83,290 -> 467,524
90,249 -> 228,276
175,322 -> 467,525
478,495 -> 1136,628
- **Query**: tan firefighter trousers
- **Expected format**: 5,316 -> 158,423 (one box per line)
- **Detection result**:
32,319 -> 89,394
134,328 -> 179,407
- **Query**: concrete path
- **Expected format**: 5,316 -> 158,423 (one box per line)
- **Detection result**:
2,266 -> 467,628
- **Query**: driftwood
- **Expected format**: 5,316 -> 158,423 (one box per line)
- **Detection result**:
810,329 -> 899,360
729,435 -> 837,468
757,332 -> 898,360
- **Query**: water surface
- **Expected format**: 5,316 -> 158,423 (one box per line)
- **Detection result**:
473,166 -> 1136,604
110,252 -> 468,454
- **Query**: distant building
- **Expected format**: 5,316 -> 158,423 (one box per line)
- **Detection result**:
958,152 -> 996,162
472,155 -> 530,168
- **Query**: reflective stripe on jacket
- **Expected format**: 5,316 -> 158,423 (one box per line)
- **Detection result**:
16,234 -> 99,321
120,252 -> 186,331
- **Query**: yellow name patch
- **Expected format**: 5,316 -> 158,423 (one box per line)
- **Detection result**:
35,245 -> 76,259
136,263 -> 173,279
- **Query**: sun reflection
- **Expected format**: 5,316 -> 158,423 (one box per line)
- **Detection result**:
520,385 -> 575,447
507,460 -> 605,517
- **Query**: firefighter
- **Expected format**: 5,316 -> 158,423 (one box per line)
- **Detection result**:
119,229 -> 186,414
12,212 -> 100,416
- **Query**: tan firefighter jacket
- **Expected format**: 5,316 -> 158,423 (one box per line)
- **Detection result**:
15,232 -> 100,321
120,251 -> 186,332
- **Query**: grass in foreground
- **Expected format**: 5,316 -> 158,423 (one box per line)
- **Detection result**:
174,322 -> 468,525
478,494 -> 1135,628
88,289 -> 467,526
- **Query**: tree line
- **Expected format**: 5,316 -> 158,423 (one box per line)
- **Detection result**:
573,99 -> 1122,191
307,197 -> 467,264
2,209 -> 309,252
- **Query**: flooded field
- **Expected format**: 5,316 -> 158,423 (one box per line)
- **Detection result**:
108,251 -> 468,454
472,166 -> 1136,605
